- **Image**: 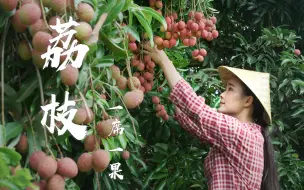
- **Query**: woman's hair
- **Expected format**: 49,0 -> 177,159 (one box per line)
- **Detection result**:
240,80 -> 280,190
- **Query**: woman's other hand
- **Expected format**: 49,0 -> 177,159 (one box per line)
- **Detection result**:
143,41 -> 170,67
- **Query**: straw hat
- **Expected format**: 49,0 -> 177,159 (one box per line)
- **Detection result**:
217,66 -> 272,125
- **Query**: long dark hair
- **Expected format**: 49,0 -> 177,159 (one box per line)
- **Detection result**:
240,80 -> 280,190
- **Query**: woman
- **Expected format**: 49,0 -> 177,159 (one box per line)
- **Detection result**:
143,43 -> 280,190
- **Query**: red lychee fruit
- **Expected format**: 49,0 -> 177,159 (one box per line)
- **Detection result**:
18,41 -> 32,61
92,150 -> 110,172
50,0 -> 67,14
178,21 -> 186,30
19,3 -> 41,26
29,19 -> 49,37
37,156 -> 58,179
32,32 -> 53,52
128,42 -> 137,51
188,11 -> 195,18
199,49 -> 207,56
84,135 -> 100,152
57,157 -> 78,178
152,96 -> 160,104
60,64 -> 79,86
127,77 -> 141,90
195,12 -> 203,21
0,0 -> 18,11
32,50 -> 45,68
197,55 -> 204,62
122,150 -> 130,160
12,10 -> 27,33
116,76 -> 128,90
46,174 -> 65,190
123,89 -> 144,109
294,49 -> 301,56
48,16 -> 64,26
163,40 -> 170,48
76,3 -> 95,22
137,62 -> 145,71
16,134 -> 28,154
73,107 -> 87,124
189,37 -> 196,46
192,49 -> 199,58
154,36 -> 163,46
210,16 -> 217,24
191,23 -> 199,32
212,30 -> 219,38
110,65 -> 120,80
29,151 -> 46,171
77,153 -> 93,172
74,22 -> 93,41
155,0 -> 163,9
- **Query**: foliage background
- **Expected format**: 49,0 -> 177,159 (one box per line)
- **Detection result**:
0,0 -> 303,189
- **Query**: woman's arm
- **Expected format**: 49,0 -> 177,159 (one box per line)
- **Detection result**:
174,106 -> 209,144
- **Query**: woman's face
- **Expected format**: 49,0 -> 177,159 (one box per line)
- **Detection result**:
217,77 -> 252,117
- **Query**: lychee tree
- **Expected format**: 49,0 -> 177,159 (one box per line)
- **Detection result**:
0,0 -> 304,190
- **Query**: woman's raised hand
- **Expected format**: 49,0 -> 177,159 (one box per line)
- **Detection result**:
143,42 -> 170,67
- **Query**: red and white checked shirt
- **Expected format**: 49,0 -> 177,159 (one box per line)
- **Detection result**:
170,78 -> 264,190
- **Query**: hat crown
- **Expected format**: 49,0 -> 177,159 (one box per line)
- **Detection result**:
218,66 -> 271,125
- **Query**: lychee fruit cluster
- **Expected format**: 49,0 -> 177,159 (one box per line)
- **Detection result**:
153,11 -> 218,62
192,48 -> 207,62
110,64 -> 145,109
77,149 -> 110,172
149,0 -> 163,15
29,151 -> 78,190
152,96 -> 169,121
9,0 -> 95,88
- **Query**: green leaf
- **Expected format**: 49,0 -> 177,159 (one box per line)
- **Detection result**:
0,9 -> 15,28
156,180 -> 167,190
0,83 -> 16,97
291,108 -> 304,117
0,157 -> 10,178
126,157 -> 139,177
190,184 -> 202,187
100,32 -> 127,59
0,125 -> 5,147
152,173 -> 168,180
291,80 -> 304,92
122,25 -> 140,42
0,179 -> 21,190
11,168 -> 32,188
141,7 -> 167,30
5,122 -> 23,142
133,11 -> 154,47
7,134 -> 21,148
278,79 -> 289,90
0,147 -> 22,166
118,134 -> 127,149
104,0 -> 125,25
92,55 -> 114,68
122,0 -> 132,11
16,77 -> 39,102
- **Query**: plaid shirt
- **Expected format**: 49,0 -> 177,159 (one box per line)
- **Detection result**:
170,78 -> 264,190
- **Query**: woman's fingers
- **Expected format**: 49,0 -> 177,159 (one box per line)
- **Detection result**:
142,50 -> 150,55
143,41 -> 153,51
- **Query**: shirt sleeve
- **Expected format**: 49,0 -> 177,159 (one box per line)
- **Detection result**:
174,112 -> 209,144
169,78 -> 261,157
